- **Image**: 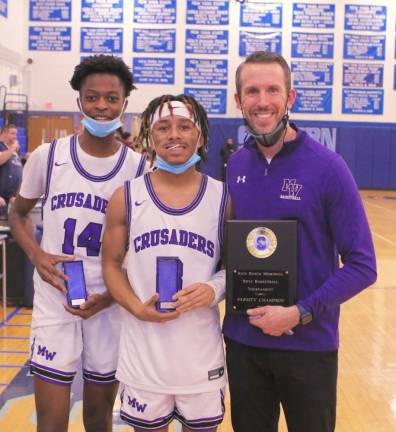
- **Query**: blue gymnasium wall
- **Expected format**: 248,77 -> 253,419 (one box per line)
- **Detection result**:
203,119 -> 396,190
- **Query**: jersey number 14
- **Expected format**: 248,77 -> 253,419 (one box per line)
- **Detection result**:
62,217 -> 103,256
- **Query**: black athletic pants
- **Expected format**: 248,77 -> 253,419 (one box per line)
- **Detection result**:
225,338 -> 338,432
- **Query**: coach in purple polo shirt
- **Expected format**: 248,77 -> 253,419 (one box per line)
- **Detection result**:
223,51 -> 377,432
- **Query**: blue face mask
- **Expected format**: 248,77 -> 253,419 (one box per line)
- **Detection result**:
154,153 -> 201,175
79,99 -> 125,138
81,113 -> 122,138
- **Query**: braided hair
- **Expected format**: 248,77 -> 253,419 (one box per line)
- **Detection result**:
137,94 -> 209,164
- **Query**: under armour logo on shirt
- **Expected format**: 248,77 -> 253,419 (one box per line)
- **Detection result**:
236,176 -> 246,183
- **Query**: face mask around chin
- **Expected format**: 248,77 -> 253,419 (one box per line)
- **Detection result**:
78,99 -> 126,138
247,114 -> 289,148
81,114 -> 122,138
153,153 -> 201,174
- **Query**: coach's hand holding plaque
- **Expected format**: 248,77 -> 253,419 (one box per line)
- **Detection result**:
225,221 -> 297,315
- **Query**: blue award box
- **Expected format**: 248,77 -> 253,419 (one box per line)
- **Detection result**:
156,256 -> 183,312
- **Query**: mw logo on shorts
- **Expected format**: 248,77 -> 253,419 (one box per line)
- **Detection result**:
128,396 -> 147,413
37,345 -> 57,361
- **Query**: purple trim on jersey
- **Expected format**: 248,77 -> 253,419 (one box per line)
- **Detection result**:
175,412 -> 224,429
30,360 -> 75,376
83,368 -> 118,384
124,180 -> 132,251
42,139 -> 57,206
32,374 -> 72,386
120,409 -> 173,429
144,173 -> 208,216
136,154 -> 147,177
30,360 -> 75,384
124,180 -> 132,242
174,388 -> 225,429
70,134 -> 128,182
217,183 -> 228,248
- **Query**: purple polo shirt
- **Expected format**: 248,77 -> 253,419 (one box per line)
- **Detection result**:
223,126 -> 376,351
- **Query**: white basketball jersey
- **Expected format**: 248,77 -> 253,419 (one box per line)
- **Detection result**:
32,135 -> 146,328
117,173 -> 228,394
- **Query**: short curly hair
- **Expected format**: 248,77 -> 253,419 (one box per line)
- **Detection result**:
70,55 -> 135,97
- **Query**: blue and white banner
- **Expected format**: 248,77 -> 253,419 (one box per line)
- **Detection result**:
184,88 -> 226,114
343,34 -> 385,60
291,32 -> 334,59
81,0 -> 123,23
134,0 -> 176,24
343,63 -> 383,88
292,3 -> 335,29
240,1 -> 282,28
239,31 -> 281,57
0,0 -> 7,17
292,88 -> 332,113
186,0 -> 229,26
185,29 -> 228,54
133,58 -> 175,84
29,26 -> 71,51
185,59 -> 227,86
133,29 -> 176,53
80,27 -> 123,53
29,0 -> 71,22
342,89 -> 383,114
291,61 -> 333,86
344,5 -> 386,32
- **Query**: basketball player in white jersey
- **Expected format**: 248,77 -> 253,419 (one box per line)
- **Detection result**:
102,95 -> 230,432
9,55 -> 146,432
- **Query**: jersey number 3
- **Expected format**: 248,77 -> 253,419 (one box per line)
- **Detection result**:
62,218 -> 103,256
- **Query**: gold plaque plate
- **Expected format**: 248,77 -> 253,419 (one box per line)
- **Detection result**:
246,227 -> 277,259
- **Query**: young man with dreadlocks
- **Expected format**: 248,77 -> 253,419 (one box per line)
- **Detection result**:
103,94 -> 230,432
10,55 -> 146,431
